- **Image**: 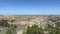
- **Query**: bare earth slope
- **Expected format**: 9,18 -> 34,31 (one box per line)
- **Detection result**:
0,15 -> 60,34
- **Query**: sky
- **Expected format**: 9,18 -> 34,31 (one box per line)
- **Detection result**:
0,0 -> 60,15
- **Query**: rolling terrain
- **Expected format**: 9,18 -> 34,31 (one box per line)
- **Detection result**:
0,15 -> 60,34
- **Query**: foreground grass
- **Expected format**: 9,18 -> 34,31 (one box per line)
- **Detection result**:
0,30 -> 7,34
